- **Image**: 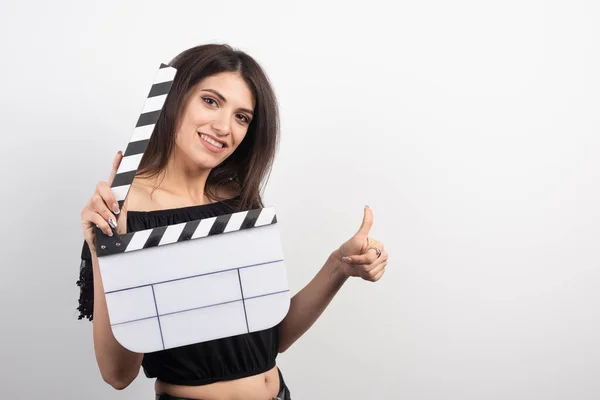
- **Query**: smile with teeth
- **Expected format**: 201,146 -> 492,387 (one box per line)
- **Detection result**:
199,133 -> 224,148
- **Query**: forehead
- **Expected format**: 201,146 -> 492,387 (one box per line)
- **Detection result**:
196,72 -> 255,108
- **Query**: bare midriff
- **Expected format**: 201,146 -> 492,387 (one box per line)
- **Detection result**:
154,365 -> 281,400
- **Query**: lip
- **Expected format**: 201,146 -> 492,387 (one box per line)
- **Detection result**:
198,132 -> 227,153
198,132 -> 227,148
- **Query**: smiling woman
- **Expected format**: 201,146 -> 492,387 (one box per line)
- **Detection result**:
128,45 -> 279,213
77,43 -> 388,400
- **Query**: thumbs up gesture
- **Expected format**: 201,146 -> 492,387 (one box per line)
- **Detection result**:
337,206 -> 388,281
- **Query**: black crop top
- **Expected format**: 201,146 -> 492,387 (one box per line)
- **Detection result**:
76,197 -> 281,386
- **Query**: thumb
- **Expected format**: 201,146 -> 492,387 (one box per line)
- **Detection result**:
108,150 -> 123,185
355,205 -> 373,237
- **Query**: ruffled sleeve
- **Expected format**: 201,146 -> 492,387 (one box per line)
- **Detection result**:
76,241 -> 94,321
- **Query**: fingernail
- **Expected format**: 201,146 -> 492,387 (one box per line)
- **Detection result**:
365,205 -> 369,208
342,256 -> 352,263
105,229 -> 113,237
108,218 -> 117,229
112,203 -> 120,214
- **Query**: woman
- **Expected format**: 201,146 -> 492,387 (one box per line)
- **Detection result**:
77,43 -> 388,400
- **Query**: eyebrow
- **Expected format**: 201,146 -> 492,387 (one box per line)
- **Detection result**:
201,88 -> 254,116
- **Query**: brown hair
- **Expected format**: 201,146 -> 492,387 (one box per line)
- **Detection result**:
136,43 -> 279,211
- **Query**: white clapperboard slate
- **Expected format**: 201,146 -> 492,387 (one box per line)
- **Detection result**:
93,64 -> 290,354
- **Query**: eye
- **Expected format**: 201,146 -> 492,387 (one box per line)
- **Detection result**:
236,114 -> 251,124
202,97 -> 217,107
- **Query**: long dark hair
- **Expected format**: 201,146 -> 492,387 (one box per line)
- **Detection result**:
136,43 -> 279,211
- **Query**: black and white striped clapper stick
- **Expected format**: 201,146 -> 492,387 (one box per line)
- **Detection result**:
111,63 -> 177,212
93,64 -> 290,354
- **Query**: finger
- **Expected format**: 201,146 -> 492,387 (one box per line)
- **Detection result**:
342,244 -> 386,266
108,151 -> 123,186
90,193 -> 118,228
342,252 -> 377,266
368,239 -> 385,252
363,261 -> 386,282
349,254 -> 387,276
355,205 -> 374,237
96,181 -> 121,216
82,208 -> 114,237
370,266 -> 386,282
344,249 -> 388,278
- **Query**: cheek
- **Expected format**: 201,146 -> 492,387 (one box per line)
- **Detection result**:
231,126 -> 249,149
174,129 -> 187,144
173,127 -> 196,150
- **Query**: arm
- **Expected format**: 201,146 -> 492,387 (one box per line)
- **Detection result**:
80,151 -> 142,390
278,250 -> 347,353
91,250 -> 144,389
277,206 -> 388,353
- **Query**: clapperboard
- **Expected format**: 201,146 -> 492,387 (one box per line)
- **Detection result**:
93,64 -> 290,354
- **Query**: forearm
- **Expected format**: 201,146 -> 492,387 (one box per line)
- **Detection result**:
278,249 -> 347,352
91,252 -> 143,389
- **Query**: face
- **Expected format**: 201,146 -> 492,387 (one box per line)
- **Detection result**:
173,72 -> 255,170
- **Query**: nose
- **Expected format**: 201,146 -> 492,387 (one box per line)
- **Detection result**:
211,112 -> 231,137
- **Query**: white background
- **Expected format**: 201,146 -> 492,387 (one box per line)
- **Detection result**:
1,0 -> 599,399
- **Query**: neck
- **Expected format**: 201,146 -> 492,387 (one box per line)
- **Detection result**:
157,152 -> 212,205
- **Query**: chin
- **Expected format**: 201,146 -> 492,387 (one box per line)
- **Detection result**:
191,158 -> 219,170
192,152 -> 226,170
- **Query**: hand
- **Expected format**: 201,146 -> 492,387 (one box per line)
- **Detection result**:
336,206 -> 388,282
80,151 -> 123,253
